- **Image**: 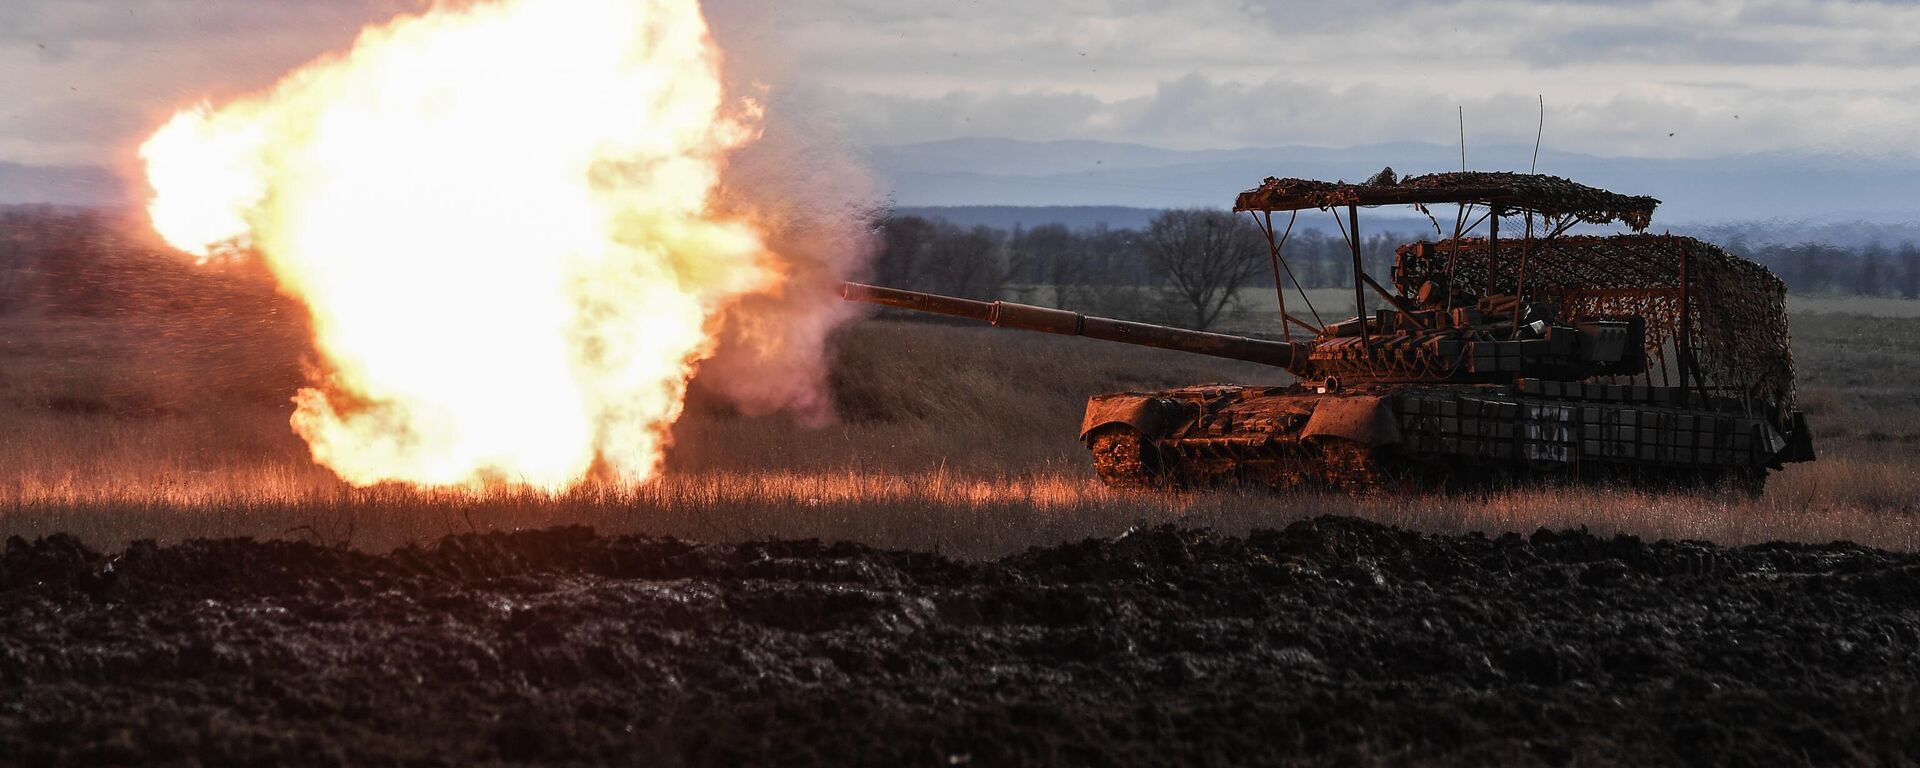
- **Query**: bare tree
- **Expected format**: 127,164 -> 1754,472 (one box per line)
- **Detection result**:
922,223 -> 1006,300
1900,242 -> 1920,299
1007,223 -> 1091,307
871,215 -> 1007,299
873,214 -> 936,289
1858,242 -> 1890,297
1141,208 -> 1267,330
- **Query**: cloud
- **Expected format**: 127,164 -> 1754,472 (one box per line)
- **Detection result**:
2,97 -> 140,144
3,0 -> 1920,165
748,0 -> 1920,159
0,0 -> 421,46
1234,0 -> 1920,69
804,73 -> 1920,160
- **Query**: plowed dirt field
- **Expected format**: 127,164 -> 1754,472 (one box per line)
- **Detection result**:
5,516 -> 1918,766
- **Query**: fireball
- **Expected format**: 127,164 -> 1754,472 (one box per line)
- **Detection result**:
140,0 -> 777,490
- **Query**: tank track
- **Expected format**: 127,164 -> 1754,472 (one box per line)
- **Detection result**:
1087,427 -> 1389,491
1089,426 -> 1763,494
1084,381 -> 1777,496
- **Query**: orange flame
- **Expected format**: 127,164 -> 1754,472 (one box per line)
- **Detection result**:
140,0 -> 777,490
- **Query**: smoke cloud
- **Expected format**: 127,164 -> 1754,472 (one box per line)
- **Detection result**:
696,14 -> 882,426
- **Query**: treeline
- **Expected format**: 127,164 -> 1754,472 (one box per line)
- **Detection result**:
874,212 -> 1920,314
1726,238 -> 1920,298
4,206 -> 1917,333
872,212 -> 1410,327
0,206 -> 290,319
875,215 -> 1406,297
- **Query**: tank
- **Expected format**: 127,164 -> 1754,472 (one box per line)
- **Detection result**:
845,171 -> 1816,493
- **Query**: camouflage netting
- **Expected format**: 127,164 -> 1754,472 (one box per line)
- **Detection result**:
1393,234 -> 1795,407
1234,172 -> 1660,231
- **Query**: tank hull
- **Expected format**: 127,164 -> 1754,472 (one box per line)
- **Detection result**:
1082,382 -> 1795,492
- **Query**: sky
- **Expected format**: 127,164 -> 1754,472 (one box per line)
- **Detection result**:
4,0 -> 1920,170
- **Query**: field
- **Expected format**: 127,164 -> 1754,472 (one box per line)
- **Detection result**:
6,259 -> 1920,764
10,514 -> 1920,765
4,281 -> 1920,555
2,280 -> 1918,555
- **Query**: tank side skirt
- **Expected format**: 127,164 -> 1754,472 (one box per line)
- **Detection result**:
1084,385 -> 1779,490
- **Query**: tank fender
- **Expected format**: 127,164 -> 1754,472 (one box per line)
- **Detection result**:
1301,395 -> 1403,447
1757,419 -> 1792,468
1779,410 -> 1816,463
1081,395 -> 1190,442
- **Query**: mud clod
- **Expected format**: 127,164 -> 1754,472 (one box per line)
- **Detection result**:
3,515 -> 1918,766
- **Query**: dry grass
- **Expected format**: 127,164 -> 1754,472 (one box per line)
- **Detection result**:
1790,295 -> 1920,317
6,462 -> 1917,559
2,275 -> 1917,557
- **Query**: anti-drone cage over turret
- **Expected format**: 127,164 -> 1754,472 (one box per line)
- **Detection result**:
1232,170 -> 1793,415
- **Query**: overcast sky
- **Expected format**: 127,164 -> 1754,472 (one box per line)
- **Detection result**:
5,0 -> 1919,168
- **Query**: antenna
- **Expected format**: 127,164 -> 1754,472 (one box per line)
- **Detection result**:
1457,106 -> 1467,172
1531,94 -> 1544,174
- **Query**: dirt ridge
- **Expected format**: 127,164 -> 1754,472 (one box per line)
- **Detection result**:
3,515 -> 1918,766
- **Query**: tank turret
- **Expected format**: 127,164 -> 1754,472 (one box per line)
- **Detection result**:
844,281 -> 1644,386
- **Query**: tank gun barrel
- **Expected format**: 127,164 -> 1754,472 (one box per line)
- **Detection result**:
843,282 -> 1309,371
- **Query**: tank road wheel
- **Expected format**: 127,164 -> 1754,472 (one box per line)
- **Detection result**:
1087,425 -> 1167,489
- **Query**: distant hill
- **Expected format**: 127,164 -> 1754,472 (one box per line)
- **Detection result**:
892,204 -> 1920,249
891,206 -> 1161,231
0,162 -> 129,207
1683,219 -> 1920,249
866,138 -> 1920,226
7,136 -> 1918,240
893,204 -> 1442,239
